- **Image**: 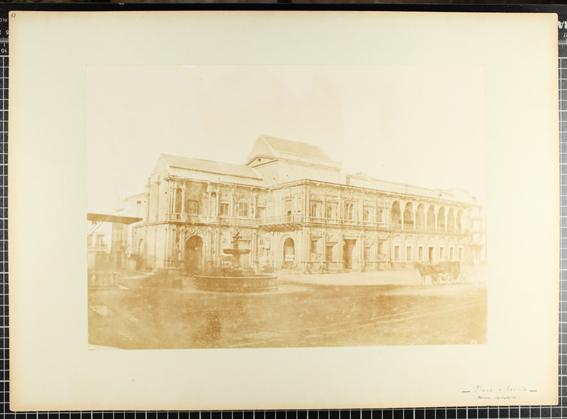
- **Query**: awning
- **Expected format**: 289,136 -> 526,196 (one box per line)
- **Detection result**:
87,213 -> 143,225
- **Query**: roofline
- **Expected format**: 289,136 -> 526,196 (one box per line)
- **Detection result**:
249,135 -> 339,166
168,164 -> 264,181
246,154 -> 341,170
267,178 -> 481,208
346,173 -> 469,197
159,153 -> 263,180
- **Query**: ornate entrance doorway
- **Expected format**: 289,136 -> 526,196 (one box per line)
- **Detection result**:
283,237 -> 295,268
343,239 -> 356,270
185,235 -> 203,274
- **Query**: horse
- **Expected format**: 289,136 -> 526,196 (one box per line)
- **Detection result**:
415,261 -> 460,284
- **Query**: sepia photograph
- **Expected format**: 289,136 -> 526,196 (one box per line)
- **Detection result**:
87,65 -> 488,349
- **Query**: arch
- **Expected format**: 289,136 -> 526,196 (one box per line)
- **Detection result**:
427,206 -> 436,231
416,204 -> 425,230
403,202 -> 414,229
283,237 -> 295,268
456,209 -> 463,233
391,201 -> 401,228
447,208 -> 455,232
437,207 -> 446,231
185,235 -> 203,274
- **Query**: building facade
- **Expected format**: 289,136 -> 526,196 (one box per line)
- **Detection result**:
130,136 -> 486,274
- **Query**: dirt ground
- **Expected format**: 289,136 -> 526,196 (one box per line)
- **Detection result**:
88,274 -> 487,349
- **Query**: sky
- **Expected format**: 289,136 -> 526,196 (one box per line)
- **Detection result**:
87,65 -> 486,213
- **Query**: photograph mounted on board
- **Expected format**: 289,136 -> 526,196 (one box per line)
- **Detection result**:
87,65 -> 488,349
9,10 -> 558,410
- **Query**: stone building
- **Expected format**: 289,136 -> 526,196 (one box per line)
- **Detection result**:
131,135 -> 486,274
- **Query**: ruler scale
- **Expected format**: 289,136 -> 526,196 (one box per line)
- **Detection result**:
0,11 -> 7,419
559,22 -> 567,419
0,9 -> 566,419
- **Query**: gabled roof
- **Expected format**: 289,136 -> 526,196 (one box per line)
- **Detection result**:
246,135 -> 340,169
160,153 -> 263,180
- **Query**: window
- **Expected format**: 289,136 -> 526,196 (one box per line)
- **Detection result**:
187,200 -> 200,215
363,206 -> 373,223
344,202 -> 355,221
440,247 -> 445,260
376,208 -> 383,224
284,199 -> 292,216
450,247 -> 454,260
364,246 -> 370,261
256,206 -> 265,219
326,245 -> 334,262
406,246 -> 412,262
311,239 -> 319,256
238,201 -> 249,217
174,188 -> 182,213
403,203 -> 414,228
310,201 -> 322,218
219,202 -> 229,216
394,245 -> 400,261
391,202 -> 401,227
418,246 -> 424,261
326,203 -> 335,219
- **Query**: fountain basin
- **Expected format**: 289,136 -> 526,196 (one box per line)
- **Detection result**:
193,273 -> 278,292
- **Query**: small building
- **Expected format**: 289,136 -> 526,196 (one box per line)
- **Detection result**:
87,213 -> 143,286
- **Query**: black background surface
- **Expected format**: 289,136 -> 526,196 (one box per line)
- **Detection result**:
1,2 -> 564,418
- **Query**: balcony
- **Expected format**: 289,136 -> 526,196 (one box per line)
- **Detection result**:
164,212 -> 473,235
217,216 -> 258,227
307,216 -> 339,225
166,213 -> 258,227
391,223 -> 472,236
260,215 -> 389,230
260,215 -> 305,231
340,218 -> 389,230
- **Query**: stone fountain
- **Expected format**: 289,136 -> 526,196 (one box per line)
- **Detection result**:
194,231 -> 278,292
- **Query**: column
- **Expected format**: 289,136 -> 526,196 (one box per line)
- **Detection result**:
181,182 -> 186,214
413,203 -> 417,231
400,200 -> 405,231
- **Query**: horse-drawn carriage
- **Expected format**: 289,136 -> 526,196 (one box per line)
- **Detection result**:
415,261 -> 461,284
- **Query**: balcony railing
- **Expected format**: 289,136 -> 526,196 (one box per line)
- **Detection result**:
165,212 -> 476,236
391,223 -> 471,235
166,213 -> 257,226
260,215 -> 305,225
261,215 -> 388,229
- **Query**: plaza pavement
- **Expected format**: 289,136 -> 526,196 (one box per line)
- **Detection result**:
278,266 -> 487,287
278,270 -> 424,286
